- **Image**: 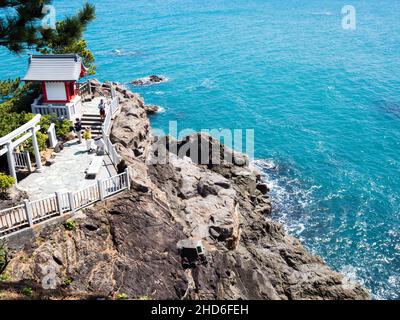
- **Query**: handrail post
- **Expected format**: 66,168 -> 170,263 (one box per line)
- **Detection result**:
125,167 -> 130,190
24,199 -> 34,227
55,192 -> 64,215
24,150 -> 33,172
98,179 -> 105,200
6,141 -> 17,181
66,103 -> 71,120
68,192 -> 76,213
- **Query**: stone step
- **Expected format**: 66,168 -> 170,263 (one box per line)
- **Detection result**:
82,113 -> 101,118
80,113 -> 104,136
81,128 -> 101,134
81,125 -> 102,130
81,118 -> 101,123
81,120 -> 102,126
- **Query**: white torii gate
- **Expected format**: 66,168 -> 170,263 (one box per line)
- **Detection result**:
0,114 -> 43,181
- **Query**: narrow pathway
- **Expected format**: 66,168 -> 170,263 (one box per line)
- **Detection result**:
18,139 -> 116,200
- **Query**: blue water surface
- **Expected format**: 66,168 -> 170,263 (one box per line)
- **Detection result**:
0,0 -> 399,299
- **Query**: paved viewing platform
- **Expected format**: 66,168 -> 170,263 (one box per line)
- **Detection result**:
18,138 -> 116,200
81,96 -> 103,116
0,58 -> 126,238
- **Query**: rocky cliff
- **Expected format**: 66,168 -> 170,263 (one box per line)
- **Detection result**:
0,81 -> 369,300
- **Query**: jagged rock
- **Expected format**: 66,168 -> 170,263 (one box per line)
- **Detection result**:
89,79 -> 101,87
0,185 -> 28,211
256,183 -> 269,194
132,75 -> 167,86
1,82 -> 369,301
144,105 -> 161,114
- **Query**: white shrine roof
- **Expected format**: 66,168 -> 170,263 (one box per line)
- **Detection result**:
23,54 -> 85,81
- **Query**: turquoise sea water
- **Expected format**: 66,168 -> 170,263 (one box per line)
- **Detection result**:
1,0 -> 399,299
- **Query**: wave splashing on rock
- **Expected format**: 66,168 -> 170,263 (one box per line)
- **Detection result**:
252,159 -> 318,238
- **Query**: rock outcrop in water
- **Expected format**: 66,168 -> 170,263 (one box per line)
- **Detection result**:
144,105 -> 162,114
0,81 -> 369,300
132,75 -> 168,86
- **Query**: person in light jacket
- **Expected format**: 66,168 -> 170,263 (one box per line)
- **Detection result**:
83,127 -> 93,152
98,99 -> 106,122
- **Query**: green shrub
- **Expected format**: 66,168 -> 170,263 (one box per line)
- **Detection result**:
40,114 -> 73,139
0,242 -> 8,274
0,109 -> 35,138
23,131 -> 48,156
64,277 -> 73,286
0,82 -> 40,114
0,173 -> 15,193
64,219 -> 76,231
116,293 -> 128,300
21,287 -> 33,297
55,119 -> 73,139
138,295 -> 151,300
39,114 -> 52,133
0,272 -> 10,281
0,78 -> 21,101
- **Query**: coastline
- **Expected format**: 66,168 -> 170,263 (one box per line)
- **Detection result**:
1,81 -> 369,300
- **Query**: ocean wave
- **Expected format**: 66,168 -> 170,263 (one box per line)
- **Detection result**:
96,49 -> 142,57
311,11 -> 333,16
253,158 -> 400,300
340,264 -> 368,292
252,159 -> 318,238
154,91 -> 166,95
185,78 -> 217,92
155,106 -> 166,113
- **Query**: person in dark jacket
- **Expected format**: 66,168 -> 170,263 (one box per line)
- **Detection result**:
117,159 -> 128,174
74,118 -> 82,143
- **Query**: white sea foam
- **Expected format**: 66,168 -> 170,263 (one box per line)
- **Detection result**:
200,78 -> 217,90
252,159 -> 317,237
96,49 -> 142,57
341,265 -> 364,284
311,11 -> 333,16
185,78 -> 217,92
111,49 -> 142,57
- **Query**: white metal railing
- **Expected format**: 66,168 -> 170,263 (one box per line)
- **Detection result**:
0,169 -> 130,238
102,96 -> 119,135
30,195 -> 59,223
32,104 -> 68,118
110,96 -> 119,115
103,111 -> 112,135
0,205 -> 28,235
13,151 -> 32,171
103,132 -> 121,165
73,183 -> 99,210
31,95 -> 81,120
59,192 -> 71,212
103,171 -> 128,197
99,95 -> 121,167
47,123 -> 58,148
77,81 -> 91,96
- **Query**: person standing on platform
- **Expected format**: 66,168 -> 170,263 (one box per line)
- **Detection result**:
98,99 -> 106,123
83,127 -> 93,152
74,118 -> 83,143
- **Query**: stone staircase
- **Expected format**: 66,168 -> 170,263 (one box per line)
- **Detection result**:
81,114 -> 103,136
